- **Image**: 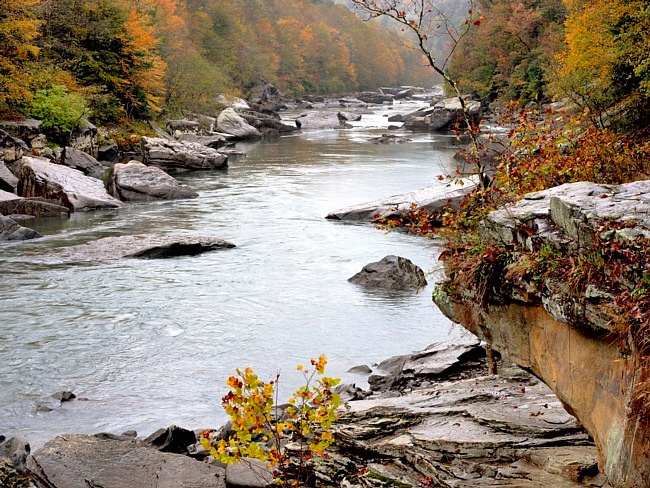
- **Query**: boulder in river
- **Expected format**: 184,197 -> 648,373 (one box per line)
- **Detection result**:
239,111 -> 298,134
369,134 -> 412,144
356,91 -> 395,104
0,189 -> 70,219
0,214 -> 42,241
326,178 -> 477,222
27,434 -> 226,488
247,79 -> 285,112
58,147 -> 105,179
216,108 -> 262,139
17,157 -> 122,212
403,97 -> 482,132
141,137 -> 228,171
348,255 -> 427,291
107,161 -> 198,202
294,112 -> 351,130
55,235 -> 235,262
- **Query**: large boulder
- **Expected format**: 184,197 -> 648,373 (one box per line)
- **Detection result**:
216,108 -> 261,139
247,79 -> 284,111
141,137 -> 228,171
107,161 -> 198,201
58,147 -> 105,179
0,214 -> 42,241
239,111 -> 298,134
348,255 -> 427,291
54,235 -> 236,262
0,190 -> 70,218
0,161 -> 18,192
326,178 -> 477,221
166,119 -> 201,134
17,157 -> 122,212
69,118 -> 99,158
216,94 -> 250,111
27,434 -> 226,488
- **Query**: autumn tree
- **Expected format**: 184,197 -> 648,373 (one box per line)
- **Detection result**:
0,0 -> 41,117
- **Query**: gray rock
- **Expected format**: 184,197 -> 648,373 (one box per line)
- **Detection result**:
216,108 -> 262,139
0,119 -> 42,147
58,147 -> 105,179
98,143 -> 119,163
0,160 -> 18,192
225,458 -> 274,488
402,97 -> 482,132
334,383 -> 371,402
216,94 -> 250,111
141,137 -> 229,171
326,178 -> 477,221
18,157 -> 122,211
357,92 -> 395,104
348,255 -> 427,291
27,434 -> 226,488
177,133 -> 234,149
144,425 -> 197,454
369,134 -> 411,144
239,112 -> 298,134
0,190 -> 70,218
108,161 -> 198,201
51,391 -> 76,402
347,364 -> 372,374
0,436 -> 30,472
0,215 -> 42,241
0,129 -> 28,163
54,235 -> 235,262
337,111 -> 362,122
294,112 -> 349,130
68,118 -> 99,158
387,114 -> 403,122
166,119 -> 201,134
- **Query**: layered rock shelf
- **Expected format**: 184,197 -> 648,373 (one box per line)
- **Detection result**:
434,180 -> 650,487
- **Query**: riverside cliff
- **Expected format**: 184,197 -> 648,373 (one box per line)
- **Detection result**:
434,180 -> 650,487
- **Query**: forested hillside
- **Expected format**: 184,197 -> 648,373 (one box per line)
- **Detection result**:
0,0 -> 433,123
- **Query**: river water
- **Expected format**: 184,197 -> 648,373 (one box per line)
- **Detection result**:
0,100 -> 466,446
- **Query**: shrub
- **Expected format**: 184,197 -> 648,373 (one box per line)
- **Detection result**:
29,84 -> 88,140
201,355 -> 341,487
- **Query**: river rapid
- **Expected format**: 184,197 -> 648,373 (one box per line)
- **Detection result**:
0,99 -> 466,447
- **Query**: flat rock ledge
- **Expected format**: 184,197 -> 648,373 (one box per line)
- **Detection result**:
54,235 -> 235,262
326,178 -> 477,222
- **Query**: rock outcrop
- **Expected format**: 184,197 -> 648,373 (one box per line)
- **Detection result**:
348,255 -> 427,291
54,234 -> 235,262
140,137 -> 228,171
0,215 -> 42,241
247,80 -> 285,112
434,180 -> 650,487
107,161 -> 198,201
216,108 -> 262,139
326,178 -> 477,222
17,157 -> 122,212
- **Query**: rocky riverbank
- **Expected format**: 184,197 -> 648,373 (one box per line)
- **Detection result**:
1,331 -> 609,488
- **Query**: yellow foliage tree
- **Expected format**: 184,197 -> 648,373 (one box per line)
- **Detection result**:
0,0 -> 41,116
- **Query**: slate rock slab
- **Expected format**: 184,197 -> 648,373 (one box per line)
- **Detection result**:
27,434 -> 225,488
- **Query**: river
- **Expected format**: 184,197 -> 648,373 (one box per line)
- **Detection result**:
0,99 -> 466,447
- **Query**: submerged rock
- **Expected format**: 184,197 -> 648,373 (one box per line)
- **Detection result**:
107,161 -> 198,201
348,255 -> 427,291
326,178 -> 477,222
17,157 -> 122,212
369,134 -> 412,144
55,234 -> 235,262
27,434 -> 225,488
141,137 -> 228,171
